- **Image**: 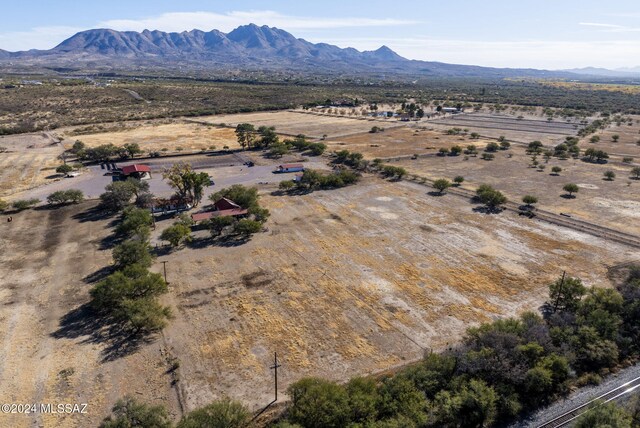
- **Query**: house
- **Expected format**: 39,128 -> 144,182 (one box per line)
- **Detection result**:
150,196 -> 192,216
442,107 -> 461,114
275,163 -> 305,173
190,197 -> 248,223
120,164 -> 152,180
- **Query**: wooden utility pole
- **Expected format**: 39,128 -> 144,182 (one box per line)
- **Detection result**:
161,260 -> 169,284
553,270 -> 566,312
270,352 -> 282,402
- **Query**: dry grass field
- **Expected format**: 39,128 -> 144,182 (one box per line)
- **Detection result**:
0,204 -> 180,428
426,113 -> 580,145
326,126 -> 494,158
1,169 -> 637,426
151,178 -> 635,411
585,115 -> 640,158
0,133 -> 65,198
390,146 -> 640,234
195,110 -> 400,138
62,121 -> 241,153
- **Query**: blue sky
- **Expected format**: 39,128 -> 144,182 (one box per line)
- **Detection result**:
2,0 -> 639,69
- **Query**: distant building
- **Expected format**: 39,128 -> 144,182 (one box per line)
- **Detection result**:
442,107 -> 461,114
275,163 -> 305,173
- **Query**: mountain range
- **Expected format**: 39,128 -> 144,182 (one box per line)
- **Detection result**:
0,24 -> 637,79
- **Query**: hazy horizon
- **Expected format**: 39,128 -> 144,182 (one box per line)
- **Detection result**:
1,0 -> 639,70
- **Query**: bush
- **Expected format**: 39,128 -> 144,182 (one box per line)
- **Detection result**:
12,198 -> 39,211
308,142 -> 327,156
234,219 -> 263,236
287,378 -> 351,428
99,396 -> 172,428
46,189 -> 84,205
112,240 -> 154,269
563,183 -> 579,196
160,223 -> 192,247
0,198 -> 8,212
485,142 -> 499,152
476,184 -> 507,208
177,398 -> 250,428
453,176 -> 465,185
433,178 -> 451,194
55,164 -> 73,174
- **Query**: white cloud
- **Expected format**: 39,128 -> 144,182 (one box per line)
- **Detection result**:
0,26 -> 84,51
579,22 -> 624,28
579,22 -> 640,33
315,37 -> 640,69
99,10 -> 417,33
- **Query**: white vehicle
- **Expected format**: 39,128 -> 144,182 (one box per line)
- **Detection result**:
66,172 -> 81,178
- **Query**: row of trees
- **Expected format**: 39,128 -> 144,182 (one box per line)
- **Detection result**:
273,268 -> 640,427
91,202 -> 172,333
68,141 -> 144,163
279,169 -> 360,193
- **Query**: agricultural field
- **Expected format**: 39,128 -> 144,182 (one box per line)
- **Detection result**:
0,133 -> 65,198
61,120 -> 241,153
389,145 -> 640,235
426,113 -> 581,145
326,126 -> 494,159
196,110 -> 400,139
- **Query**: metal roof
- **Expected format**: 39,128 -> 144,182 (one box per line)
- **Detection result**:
121,164 -> 151,175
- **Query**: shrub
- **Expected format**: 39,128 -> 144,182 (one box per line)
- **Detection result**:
563,183 -> 579,196
112,240 -> 154,269
160,223 -> 192,247
453,176 -> 465,185
55,164 -> 73,174
234,219 -> 263,236
177,398 -> 250,428
99,396 -> 172,428
433,178 -> 451,194
287,378 -> 351,428
12,198 -> 39,211
46,189 -> 84,205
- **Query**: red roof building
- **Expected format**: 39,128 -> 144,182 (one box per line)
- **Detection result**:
190,197 -> 248,223
121,164 -> 152,179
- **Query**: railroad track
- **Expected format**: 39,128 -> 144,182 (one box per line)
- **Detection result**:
537,375 -> 640,427
406,177 -> 640,250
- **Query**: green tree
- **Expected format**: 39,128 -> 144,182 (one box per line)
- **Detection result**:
549,275 -> 586,312
160,223 -> 192,247
485,142 -> 499,152
522,195 -> 538,207
257,125 -> 278,148
287,378 -> 351,428
12,198 -> 39,211
112,240 -> 154,269
211,185 -> 259,210
346,377 -> 379,424
99,396 -> 172,428
269,142 -> 289,158
308,142 -> 327,156
450,145 -> 463,156
91,267 -> 167,313
604,170 -> 616,181
574,401 -> 632,428
476,184 -> 507,209
209,216 -> 235,237
631,166 -> 640,179
611,134 -> 620,143
123,143 -> 143,158
117,297 -> 172,333
551,166 -> 562,175
234,219 -> 262,237
453,176 -> 465,186
56,164 -> 73,175
178,398 -> 250,428
100,181 -> 137,211
47,189 -> 84,205
0,198 -> 8,212
163,163 -> 210,207
117,207 -> 153,239
563,183 -> 579,197
235,123 -> 256,149
433,178 -> 451,194
279,180 -> 295,191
